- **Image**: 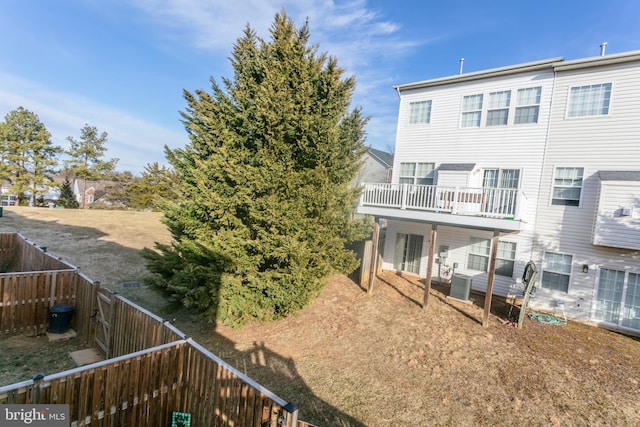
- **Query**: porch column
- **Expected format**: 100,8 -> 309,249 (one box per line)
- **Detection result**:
423,224 -> 438,308
482,229 -> 500,327
367,219 -> 380,294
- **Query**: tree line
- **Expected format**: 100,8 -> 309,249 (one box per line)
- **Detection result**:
0,107 -> 174,209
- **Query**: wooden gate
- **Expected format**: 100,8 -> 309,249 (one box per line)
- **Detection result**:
95,288 -> 113,357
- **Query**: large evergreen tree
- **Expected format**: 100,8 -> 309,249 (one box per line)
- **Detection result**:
65,124 -> 118,207
127,162 -> 177,211
0,107 -> 60,205
143,12 -> 370,326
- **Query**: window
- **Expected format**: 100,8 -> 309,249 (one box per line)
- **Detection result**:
496,241 -> 517,277
467,237 -> 490,271
466,238 -> 516,276
408,100 -> 432,124
568,83 -> 612,117
483,169 -> 520,215
541,252 -> 572,292
461,94 -> 483,127
552,167 -> 584,206
486,91 -> 511,126
398,162 -> 435,185
515,87 -> 541,124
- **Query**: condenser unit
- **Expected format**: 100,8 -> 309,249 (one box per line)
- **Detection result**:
449,273 -> 472,301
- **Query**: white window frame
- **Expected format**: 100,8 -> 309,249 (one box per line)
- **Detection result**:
408,100 -> 432,125
398,162 -> 435,185
515,86 -> 542,124
461,94 -> 483,128
467,237 -> 490,272
496,241 -> 517,277
486,90 -> 511,126
567,83 -> 612,118
541,251 -> 573,293
551,167 -> 584,206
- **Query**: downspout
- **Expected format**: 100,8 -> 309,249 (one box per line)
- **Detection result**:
530,64 -> 559,262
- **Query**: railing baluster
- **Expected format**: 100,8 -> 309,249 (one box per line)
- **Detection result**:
360,183 -> 523,220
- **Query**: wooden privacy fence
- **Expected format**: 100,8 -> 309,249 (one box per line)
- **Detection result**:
98,288 -> 187,358
0,267 -> 97,341
0,232 -> 72,272
0,339 -> 302,426
0,232 -> 312,426
0,269 -> 76,336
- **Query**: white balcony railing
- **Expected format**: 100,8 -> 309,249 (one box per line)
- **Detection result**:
360,183 -> 526,220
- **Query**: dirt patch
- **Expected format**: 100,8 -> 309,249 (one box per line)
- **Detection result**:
1,207 -> 640,426
0,334 -> 86,385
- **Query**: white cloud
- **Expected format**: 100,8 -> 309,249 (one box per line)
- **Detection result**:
130,0 -> 427,153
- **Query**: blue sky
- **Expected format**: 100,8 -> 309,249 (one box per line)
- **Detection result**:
1,0 -> 639,174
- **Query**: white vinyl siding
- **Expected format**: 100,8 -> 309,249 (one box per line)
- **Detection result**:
552,167 -> 583,206
567,83 -> 612,117
486,90 -> 511,126
408,100 -> 432,124
541,252 -> 572,292
515,87 -> 542,124
461,94 -> 483,127
593,180 -> 640,250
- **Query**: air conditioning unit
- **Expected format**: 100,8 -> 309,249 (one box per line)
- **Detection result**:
621,207 -> 633,216
449,273 -> 472,301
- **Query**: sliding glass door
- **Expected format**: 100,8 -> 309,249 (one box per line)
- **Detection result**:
394,233 -> 424,275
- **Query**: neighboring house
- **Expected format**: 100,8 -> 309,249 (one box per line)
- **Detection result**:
358,49 -> 640,334
352,147 -> 394,188
1,183 -> 60,206
73,179 -> 104,207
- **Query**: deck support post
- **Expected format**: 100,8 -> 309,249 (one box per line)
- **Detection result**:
367,219 -> 380,294
423,224 -> 438,308
482,229 -> 500,327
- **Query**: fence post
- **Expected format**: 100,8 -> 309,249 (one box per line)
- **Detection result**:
279,402 -> 298,427
32,373 -> 44,404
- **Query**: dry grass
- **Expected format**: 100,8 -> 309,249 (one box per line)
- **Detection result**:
1,206 -> 640,426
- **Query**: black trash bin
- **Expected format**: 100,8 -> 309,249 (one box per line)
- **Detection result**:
48,304 -> 74,334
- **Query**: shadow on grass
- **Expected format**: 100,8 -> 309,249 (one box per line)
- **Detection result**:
1,207 -> 366,427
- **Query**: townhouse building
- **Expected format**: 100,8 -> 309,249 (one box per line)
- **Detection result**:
358,49 -> 640,333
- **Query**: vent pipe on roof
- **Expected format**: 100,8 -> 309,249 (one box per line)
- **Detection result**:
600,42 -> 607,56
459,58 -> 464,74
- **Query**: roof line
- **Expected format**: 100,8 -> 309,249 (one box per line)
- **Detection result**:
394,57 -> 563,92
368,148 -> 393,167
394,49 -> 640,93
